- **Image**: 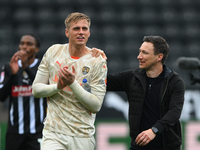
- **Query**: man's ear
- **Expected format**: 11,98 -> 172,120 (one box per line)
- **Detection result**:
65,29 -> 69,38
157,53 -> 163,62
35,47 -> 39,53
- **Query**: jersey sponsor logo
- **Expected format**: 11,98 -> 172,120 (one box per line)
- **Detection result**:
82,66 -> 90,75
12,85 -> 32,97
56,61 -> 63,67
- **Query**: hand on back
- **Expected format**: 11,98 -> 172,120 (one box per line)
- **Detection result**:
91,48 -> 107,60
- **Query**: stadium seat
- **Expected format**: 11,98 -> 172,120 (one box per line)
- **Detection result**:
139,8 -> 159,25
159,8 -> 182,25
15,24 -> 36,38
115,0 -> 138,6
185,42 -> 200,56
107,59 -> 124,73
36,24 -> 58,40
139,25 -> 163,40
162,25 -> 182,41
56,8 -> 75,27
78,7 -> 98,23
95,0 -> 114,6
103,41 -> 122,57
139,0 -> 160,8
160,0 -> 177,7
34,8 -> 56,24
183,25 -> 200,40
101,25 -> 121,42
123,40 -> 141,56
0,25 -> 13,42
34,0 -> 57,6
39,39 -> 58,56
0,7 -> 11,23
118,7 -> 138,25
177,0 -> 199,7
98,7 -> 117,24
168,42 -> 184,57
0,42 -> 16,66
13,0 -> 31,5
87,25 -> 104,50
122,25 -> 141,40
13,8 -> 33,23
180,9 -> 199,24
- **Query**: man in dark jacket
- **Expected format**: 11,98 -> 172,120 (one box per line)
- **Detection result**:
0,34 -> 47,150
92,36 -> 185,150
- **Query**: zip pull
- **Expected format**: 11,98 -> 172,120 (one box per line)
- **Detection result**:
149,84 -> 151,94
149,84 -> 151,90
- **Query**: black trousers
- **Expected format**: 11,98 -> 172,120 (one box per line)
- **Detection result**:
130,145 -> 139,150
130,144 -> 181,150
6,132 -> 42,150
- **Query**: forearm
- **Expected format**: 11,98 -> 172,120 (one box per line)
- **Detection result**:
32,83 -> 61,98
32,71 -> 61,98
69,80 -> 103,113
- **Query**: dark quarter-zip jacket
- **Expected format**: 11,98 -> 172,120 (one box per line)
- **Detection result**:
107,65 -> 185,150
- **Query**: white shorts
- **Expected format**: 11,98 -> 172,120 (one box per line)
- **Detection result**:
41,129 -> 95,150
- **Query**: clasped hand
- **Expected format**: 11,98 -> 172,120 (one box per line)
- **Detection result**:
57,65 -> 75,89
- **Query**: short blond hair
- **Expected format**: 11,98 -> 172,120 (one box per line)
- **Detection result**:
64,12 -> 91,29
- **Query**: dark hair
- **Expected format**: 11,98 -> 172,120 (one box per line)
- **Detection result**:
143,36 -> 169,64
24,33 -> 41,48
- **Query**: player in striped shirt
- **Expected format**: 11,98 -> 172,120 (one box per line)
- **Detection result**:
0,34 -> 47,150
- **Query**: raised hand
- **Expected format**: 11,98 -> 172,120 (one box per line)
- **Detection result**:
9,50 -> 30,75
9,52 -> 20,75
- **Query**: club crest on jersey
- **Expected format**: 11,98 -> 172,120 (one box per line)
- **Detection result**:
23,71 -> 28,79
82,66 -> 90,75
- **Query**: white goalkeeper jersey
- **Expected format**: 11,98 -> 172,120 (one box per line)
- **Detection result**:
37,44 -> 107,137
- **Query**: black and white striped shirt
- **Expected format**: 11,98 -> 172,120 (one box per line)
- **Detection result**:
0,59 -> 47,134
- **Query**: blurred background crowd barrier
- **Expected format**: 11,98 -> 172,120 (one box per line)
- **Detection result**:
0,0 -> 200,150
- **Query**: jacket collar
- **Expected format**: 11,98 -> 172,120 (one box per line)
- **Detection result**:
133,64 -> 173,82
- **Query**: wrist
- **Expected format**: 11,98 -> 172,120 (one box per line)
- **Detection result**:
54,83 -> 63,91
151,127 -> 159,135
69,80 -> 77,88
